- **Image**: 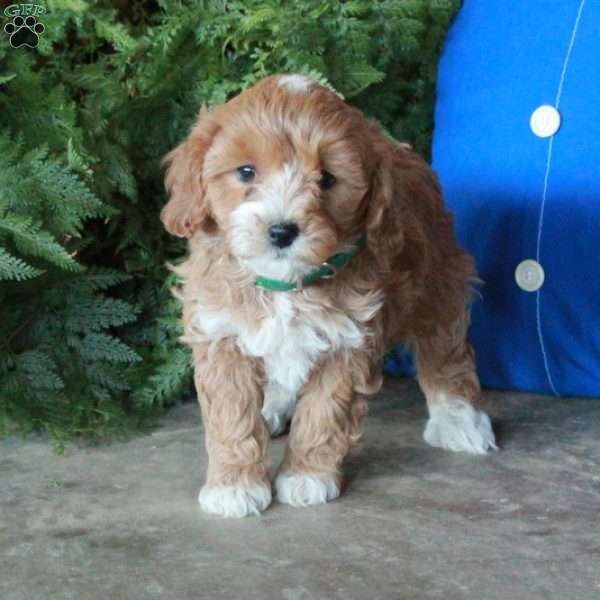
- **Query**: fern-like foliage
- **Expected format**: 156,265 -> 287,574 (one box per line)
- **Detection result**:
0,0 -> 459,448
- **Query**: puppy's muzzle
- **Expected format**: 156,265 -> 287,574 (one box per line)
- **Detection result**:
268,221 -> 299,249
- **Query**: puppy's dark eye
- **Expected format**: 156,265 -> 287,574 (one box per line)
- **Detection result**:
320,170 -> 336,190
236,165 -> 256,182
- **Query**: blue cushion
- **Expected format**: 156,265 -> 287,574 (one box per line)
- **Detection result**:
412,0 -> 600,397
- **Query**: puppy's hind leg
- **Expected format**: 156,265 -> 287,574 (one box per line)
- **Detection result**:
261,380 -> 296,437
414,312 -> 497,455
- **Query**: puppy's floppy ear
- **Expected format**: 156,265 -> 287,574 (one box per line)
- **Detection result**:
365,134 -> 437,276
364,140 -> 406,273
161,108 -> 219,238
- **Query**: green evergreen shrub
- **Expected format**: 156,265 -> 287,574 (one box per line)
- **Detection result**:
0,0 -> 459,448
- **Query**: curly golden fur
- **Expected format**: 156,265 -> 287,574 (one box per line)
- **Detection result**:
162,74 -> 496,518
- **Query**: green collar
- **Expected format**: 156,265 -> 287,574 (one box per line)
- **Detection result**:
255,235 -> 367,292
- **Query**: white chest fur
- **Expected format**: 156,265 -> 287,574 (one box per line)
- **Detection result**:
192,293 -> 364,393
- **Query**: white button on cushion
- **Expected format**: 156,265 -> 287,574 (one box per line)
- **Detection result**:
515,260 -> 545,292
530,105 -> 561,138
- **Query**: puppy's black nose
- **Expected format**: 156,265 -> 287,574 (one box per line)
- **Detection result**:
268,222 -> 299,248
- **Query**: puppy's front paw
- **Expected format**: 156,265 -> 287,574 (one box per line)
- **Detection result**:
275,472 -> 340,507
198,483 -> 272,518
424,398 -> 498,455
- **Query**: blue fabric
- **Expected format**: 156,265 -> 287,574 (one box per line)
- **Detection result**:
384,346 -> 415,379
414,0 -> 600,397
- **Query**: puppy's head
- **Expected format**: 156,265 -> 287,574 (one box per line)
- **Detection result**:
162,74 -> 400,280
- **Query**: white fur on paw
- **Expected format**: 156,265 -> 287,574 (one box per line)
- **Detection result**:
275,472 -> 340,507
198,484 -> 272,518
261,408 -> 288,437
262,381 -> 296,437
424,396 -> 498,455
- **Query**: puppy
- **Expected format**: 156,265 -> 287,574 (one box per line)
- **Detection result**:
162,74 -> 497,518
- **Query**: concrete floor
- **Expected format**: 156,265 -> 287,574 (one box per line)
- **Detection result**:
1,378 -> 599,600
